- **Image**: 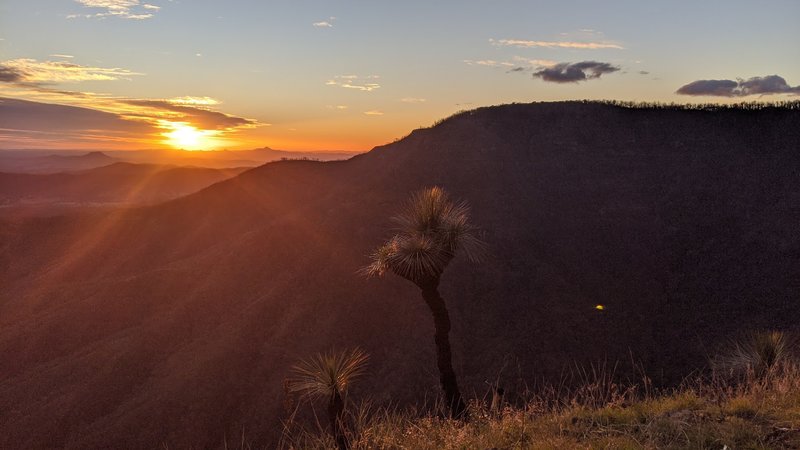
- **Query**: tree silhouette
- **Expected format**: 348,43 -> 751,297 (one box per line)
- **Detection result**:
288,348 -> 369,450
363,186 -> 484,419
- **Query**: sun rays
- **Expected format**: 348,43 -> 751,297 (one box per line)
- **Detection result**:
162,122 -> 218,150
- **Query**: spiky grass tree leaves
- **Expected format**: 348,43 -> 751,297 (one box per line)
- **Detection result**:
714,331 -> 791,379
362,186 -> 484,285
288,348 -> 369,400
363,186 -> 484,420
288,349 -> 369,450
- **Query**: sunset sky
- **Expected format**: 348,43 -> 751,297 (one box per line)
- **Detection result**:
1,0 -> 798,151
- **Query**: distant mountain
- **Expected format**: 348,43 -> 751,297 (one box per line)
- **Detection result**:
0,148 -> 360,173
0,162 -> 248,215
0,150 -> 120,173
229,147 -> 360,162
1,102 -> 798,448
106,147 -> 360,168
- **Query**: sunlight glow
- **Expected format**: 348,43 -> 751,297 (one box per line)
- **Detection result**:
162,122 -> 216,150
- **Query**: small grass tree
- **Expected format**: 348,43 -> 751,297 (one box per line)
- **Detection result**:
363,186 -> 484,420
714,330 -> 791,380
288,348 -> 369,450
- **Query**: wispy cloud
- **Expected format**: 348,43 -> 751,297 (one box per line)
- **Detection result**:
326,104 -> 348,110
532,61 -> 620,83
326,75 -> 380,92
512,56 -> 558,67
363,110 -> 384,116
50,54 -> 74,59
400,97 -> 426,103
167,96 -> 220,106
0,58 -> 141,84
313,16 -> 336,28
490,38 -> 624,50
676,75 -> 800,97
69,0 -> 160,20
463,59 -> 514,68
465,56 -> 557,74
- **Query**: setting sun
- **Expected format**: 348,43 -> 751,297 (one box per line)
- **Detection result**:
163,123 -> 215,150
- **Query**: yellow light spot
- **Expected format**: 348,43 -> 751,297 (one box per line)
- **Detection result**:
162,122 -> 216,150
595,304 -> 605,311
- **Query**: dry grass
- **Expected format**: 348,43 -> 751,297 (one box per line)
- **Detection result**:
279,362 -> 800,449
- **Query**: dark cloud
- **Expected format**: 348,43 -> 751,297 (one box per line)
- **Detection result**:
507,67 -> 527,73
532,61 -> 620,83
0,66 -> 25,83
0,96 -> 157,135
638,71 -> 650,75
123,100 -> 256,130
676,75 -> 800,97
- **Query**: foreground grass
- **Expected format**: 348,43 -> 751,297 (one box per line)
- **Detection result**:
280,364 -> 800,449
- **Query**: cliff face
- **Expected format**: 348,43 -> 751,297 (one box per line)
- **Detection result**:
1,102 -> 798,448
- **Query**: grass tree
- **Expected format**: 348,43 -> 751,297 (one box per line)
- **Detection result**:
714,330 -> 791,379
288,348 -> 369,450
363,186 -> 484,420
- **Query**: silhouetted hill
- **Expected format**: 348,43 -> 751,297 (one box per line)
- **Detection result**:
0,148 -> 359,173
1,101 -> 798,448
0,162 -> 247,210
0,151 -> 120,173
106,147 -> 360,168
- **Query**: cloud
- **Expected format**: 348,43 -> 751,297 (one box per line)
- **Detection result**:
0,58 -> 141,84
0,58 -> 258,135
0,93 -> 261,149
122,99 -> 257,130
400,97 -> 426,103
0,96 -> 159,147
326,105 -> 348,110
326,75 -> 380,92
513,56 -> 558,67
0,66 -> 25,83
363,110 -> 384,116
463,59 -> 514,68
676,75 -> 800,97
50,54 -> 74,59
313,16 -> 336,27
490,38 -> 624,50
532,61 -> 620,83
465,57 -> 557,73
0,96 -> 154,134
168,96 -> 220,106
70,0 -> 159,20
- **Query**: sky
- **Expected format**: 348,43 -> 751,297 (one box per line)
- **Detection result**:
1,0 -> 798,151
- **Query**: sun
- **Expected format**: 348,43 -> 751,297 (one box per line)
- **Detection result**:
163,122 -> 215,150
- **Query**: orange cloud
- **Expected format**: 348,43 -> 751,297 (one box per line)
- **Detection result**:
0,58 -> 141,84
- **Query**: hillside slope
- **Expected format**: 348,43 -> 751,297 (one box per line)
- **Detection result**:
1,102 -> 798,448
0,162 -> 247,208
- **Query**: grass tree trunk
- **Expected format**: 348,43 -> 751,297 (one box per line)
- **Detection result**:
420,278 -> 469,420
328,390 -> 349,450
